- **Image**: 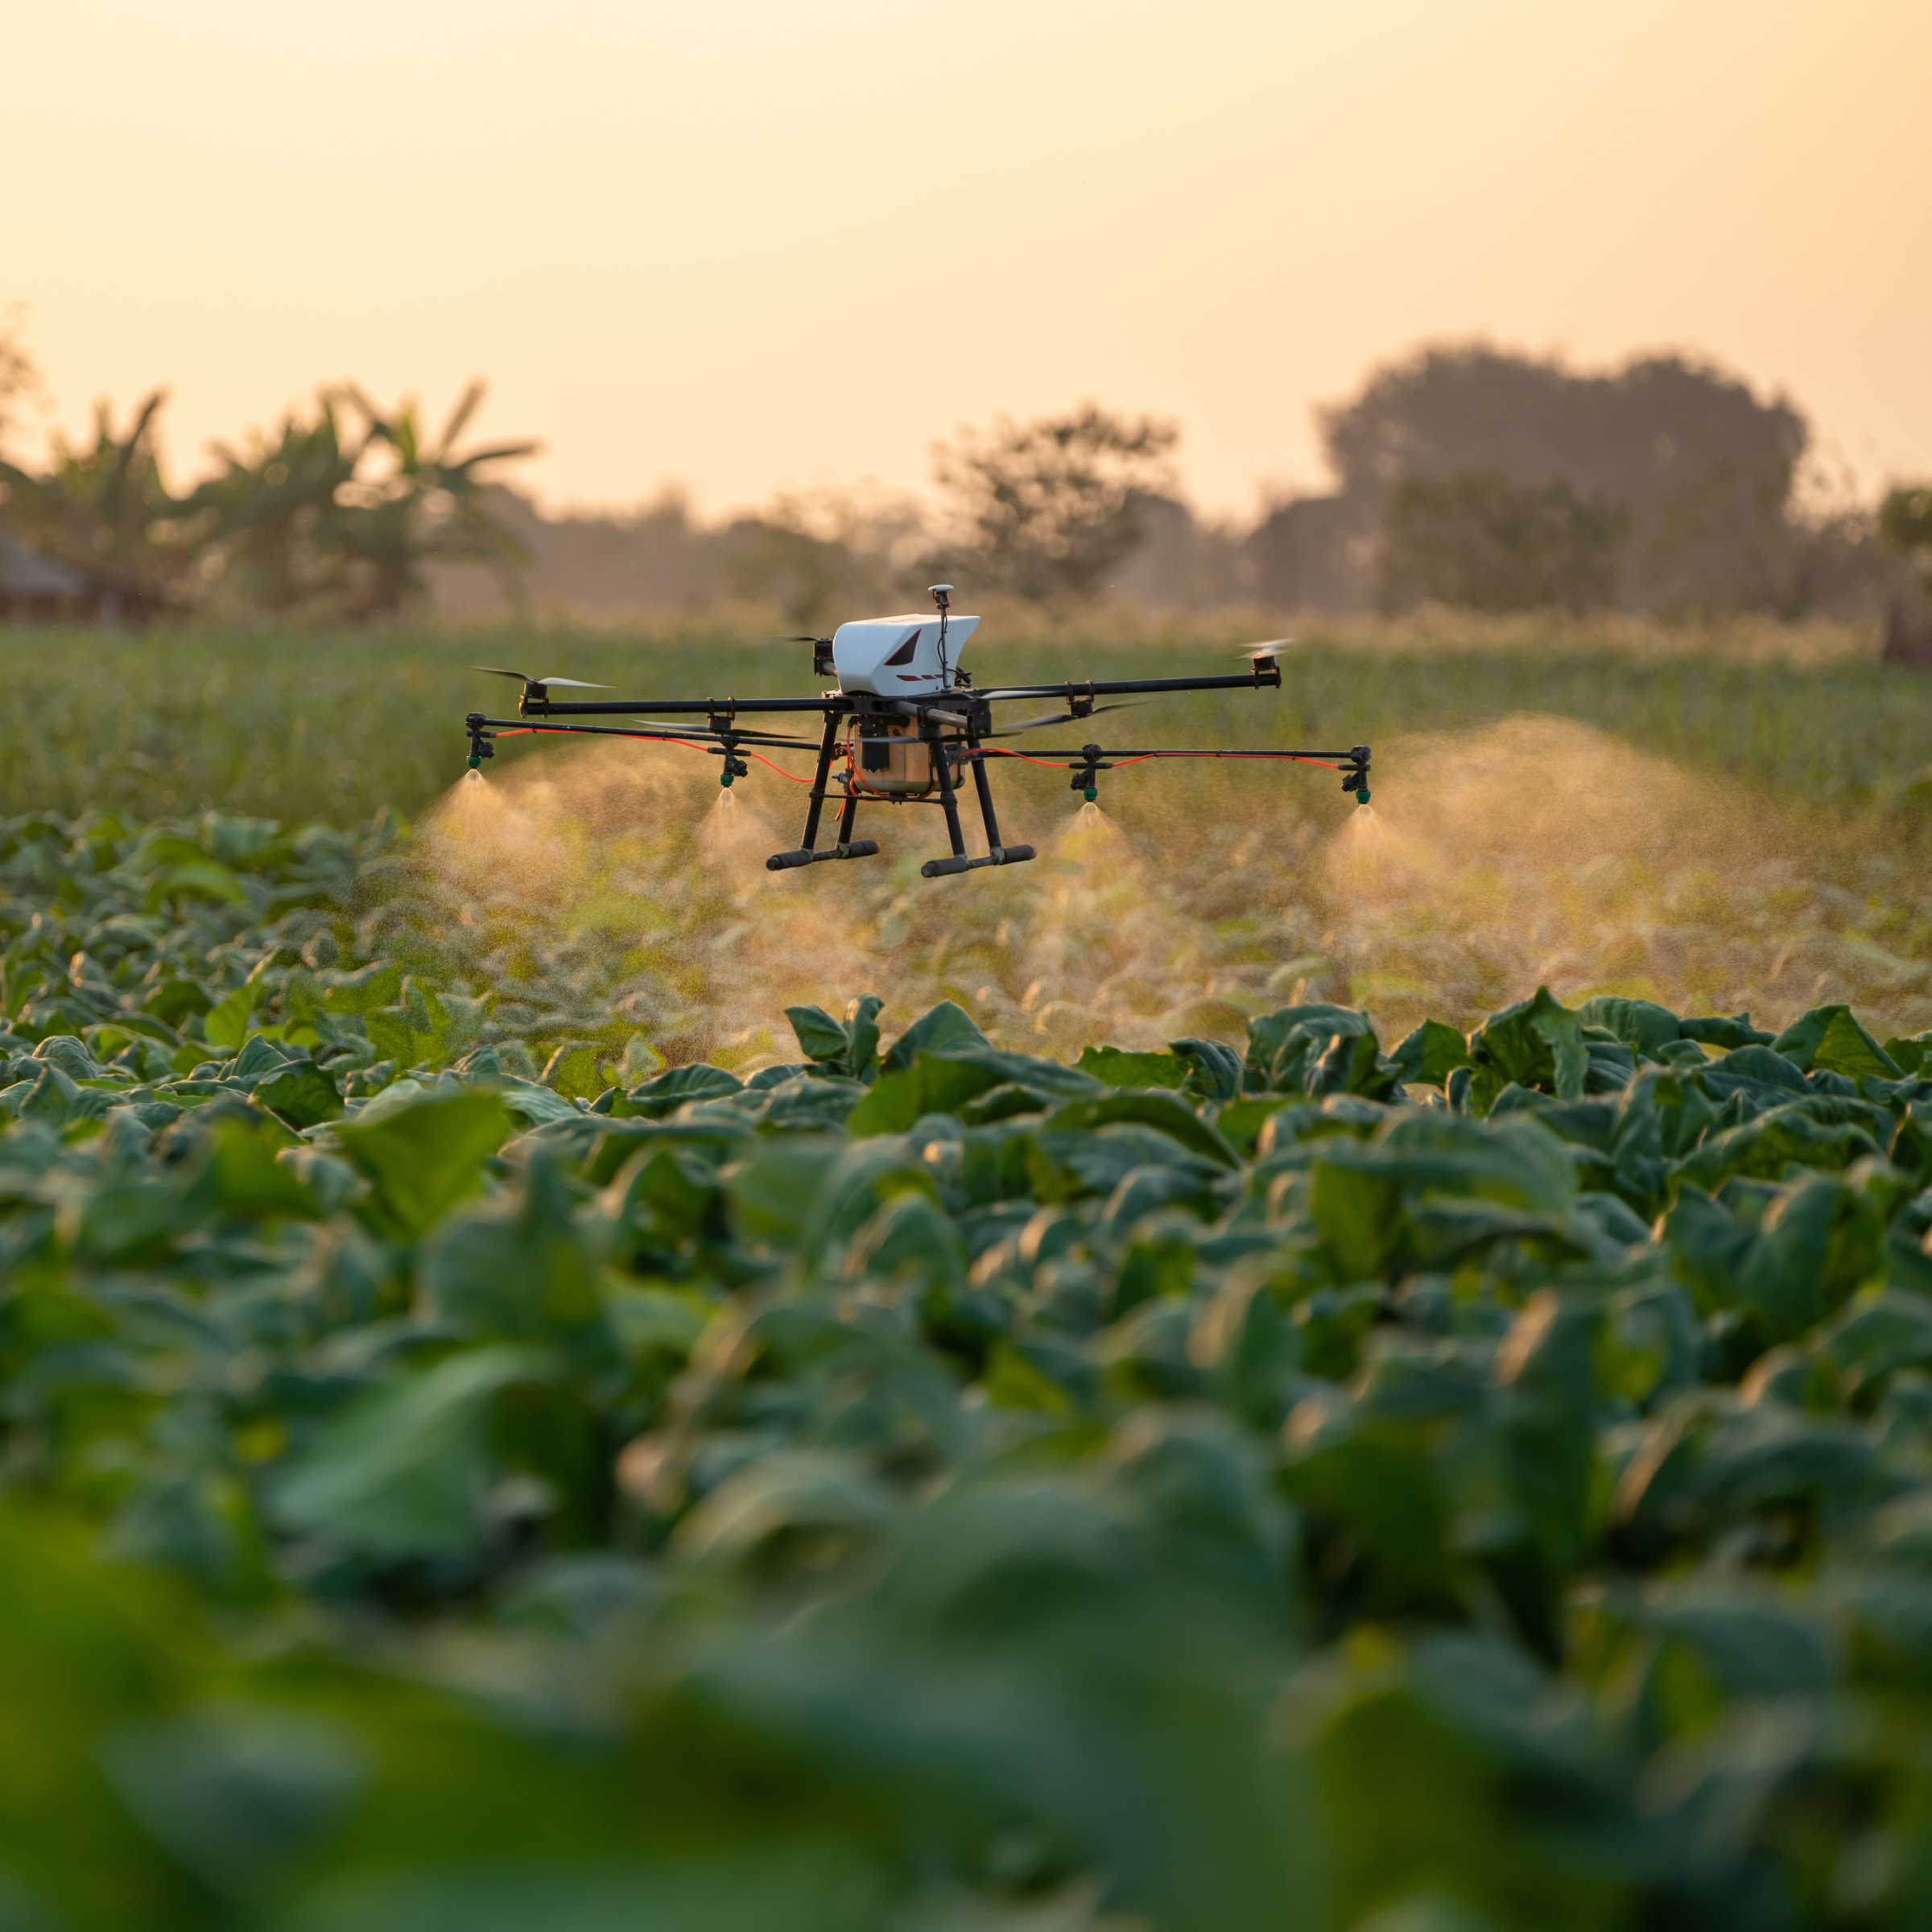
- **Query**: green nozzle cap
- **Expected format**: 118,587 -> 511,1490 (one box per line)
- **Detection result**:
1083,786 -> 1098,803
1356,787 -> 1371,805
720,770 -> 735,787
466,754 -> 481,770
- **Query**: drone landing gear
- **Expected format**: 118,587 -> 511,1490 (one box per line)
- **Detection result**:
766,716 -> 887,872
763,713 -> 1038,877
921,726 -> 1035,880
767,840 -> 881,871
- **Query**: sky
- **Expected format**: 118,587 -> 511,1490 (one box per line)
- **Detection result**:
6,0 -> 1928,524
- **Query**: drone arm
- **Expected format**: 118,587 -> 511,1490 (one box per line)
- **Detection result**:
522,695 -> 840,718
464,715 -> 822,751
976,663 -> 1283,706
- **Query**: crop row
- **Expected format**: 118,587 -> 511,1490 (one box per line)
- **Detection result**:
0,807 -> 1930,1929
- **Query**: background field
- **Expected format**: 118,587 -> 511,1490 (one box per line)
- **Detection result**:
8,615 -> 1930,1071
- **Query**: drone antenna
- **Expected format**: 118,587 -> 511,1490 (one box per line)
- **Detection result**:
930,584 -> 952,687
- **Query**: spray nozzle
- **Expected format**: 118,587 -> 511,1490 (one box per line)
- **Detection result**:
1071,743 -> 1108,804
464,712 -> 495,774
1341,744 -> 1371,803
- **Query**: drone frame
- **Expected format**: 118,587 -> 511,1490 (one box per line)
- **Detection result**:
462,612 -> 1371,879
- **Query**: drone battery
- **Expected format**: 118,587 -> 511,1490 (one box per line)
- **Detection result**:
852,718 -> 935,797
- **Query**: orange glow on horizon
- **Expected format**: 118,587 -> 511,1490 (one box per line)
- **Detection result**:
4,0 -> 1927,522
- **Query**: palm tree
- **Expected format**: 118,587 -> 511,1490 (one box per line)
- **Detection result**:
185,395 -> 367,609
332,382 -> 538,617
0,390 -> 193,604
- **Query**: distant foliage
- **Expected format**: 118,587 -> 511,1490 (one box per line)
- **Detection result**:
0,390 -> 198,605
188,382 -> 537,618
931,402 -> 1179,603
721,481 -> 927,630
0,308 -> 44,453
1377,468 -> 1627,613
0,373 -> 535,621
1880,484 -> 1932,578
1317,344 -> 1847,617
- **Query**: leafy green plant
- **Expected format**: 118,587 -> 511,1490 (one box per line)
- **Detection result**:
2,806 -> 1932,1927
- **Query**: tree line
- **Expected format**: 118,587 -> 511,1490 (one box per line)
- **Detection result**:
0,320 -> 1924,625
0,346 -> 535,620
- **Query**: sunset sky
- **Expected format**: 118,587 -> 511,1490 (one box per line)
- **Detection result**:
6,0 -> 1926,522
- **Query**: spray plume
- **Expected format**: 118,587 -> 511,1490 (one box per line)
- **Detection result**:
383,716 -> 1930,1077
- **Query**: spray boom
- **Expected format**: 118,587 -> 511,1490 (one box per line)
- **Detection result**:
458,617 -> 1373,876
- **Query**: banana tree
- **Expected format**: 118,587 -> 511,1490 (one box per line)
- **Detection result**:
184,395 -> 367,609
0,390 -> 193,603
333,382 -> 538,617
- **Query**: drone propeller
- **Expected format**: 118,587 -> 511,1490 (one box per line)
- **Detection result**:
986,699 -> 1148,737
1241,638 -> 1296,659
473,666 -> 612,690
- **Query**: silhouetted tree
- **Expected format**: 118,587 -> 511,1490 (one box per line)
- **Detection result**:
1880,486 -> 1932,580
1319,345 -> 1815,613
331,383 -> 537,617
1378,470 -> 1627,613
186,382 -> 536,617
185,395 -> 365,609
0,390 -> 194,604
0,312 -> 43,457
1878,483 -> 1932,669
724,482 -> 927,628
930,404 -> 1179,602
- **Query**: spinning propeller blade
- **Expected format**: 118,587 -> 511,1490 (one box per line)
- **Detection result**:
1241,638 -> 1295,658
987,700 -> 1146,737
472,666 -> 610,689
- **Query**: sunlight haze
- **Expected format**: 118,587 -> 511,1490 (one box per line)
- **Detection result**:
6,0 -> 1926,518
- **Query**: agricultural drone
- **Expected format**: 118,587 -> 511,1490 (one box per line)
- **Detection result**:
463,588 -> 1371,878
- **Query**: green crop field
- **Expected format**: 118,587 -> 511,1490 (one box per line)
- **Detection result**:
7,614 -> 1930,1071
3,613 -> 1923,828
1,616 -> 1930,1930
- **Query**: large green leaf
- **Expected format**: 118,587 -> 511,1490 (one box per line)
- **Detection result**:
268,1345 -> 534,1559
1388,1018 -> 1474,1088
423,1148 -> 609,1346
336,1089 -> 514,1240
879,1000 -> 986,1074
1466,988 -> 1588,1108
99,1703 -> 369,1900
1772,1005 -> 1903,1080
1078,1043 -> 1191,1089
252,1058 -> 344,1129
1663,1176 -> 1886,1342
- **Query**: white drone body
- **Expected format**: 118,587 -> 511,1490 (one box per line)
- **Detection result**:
832,612 -> 979,696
